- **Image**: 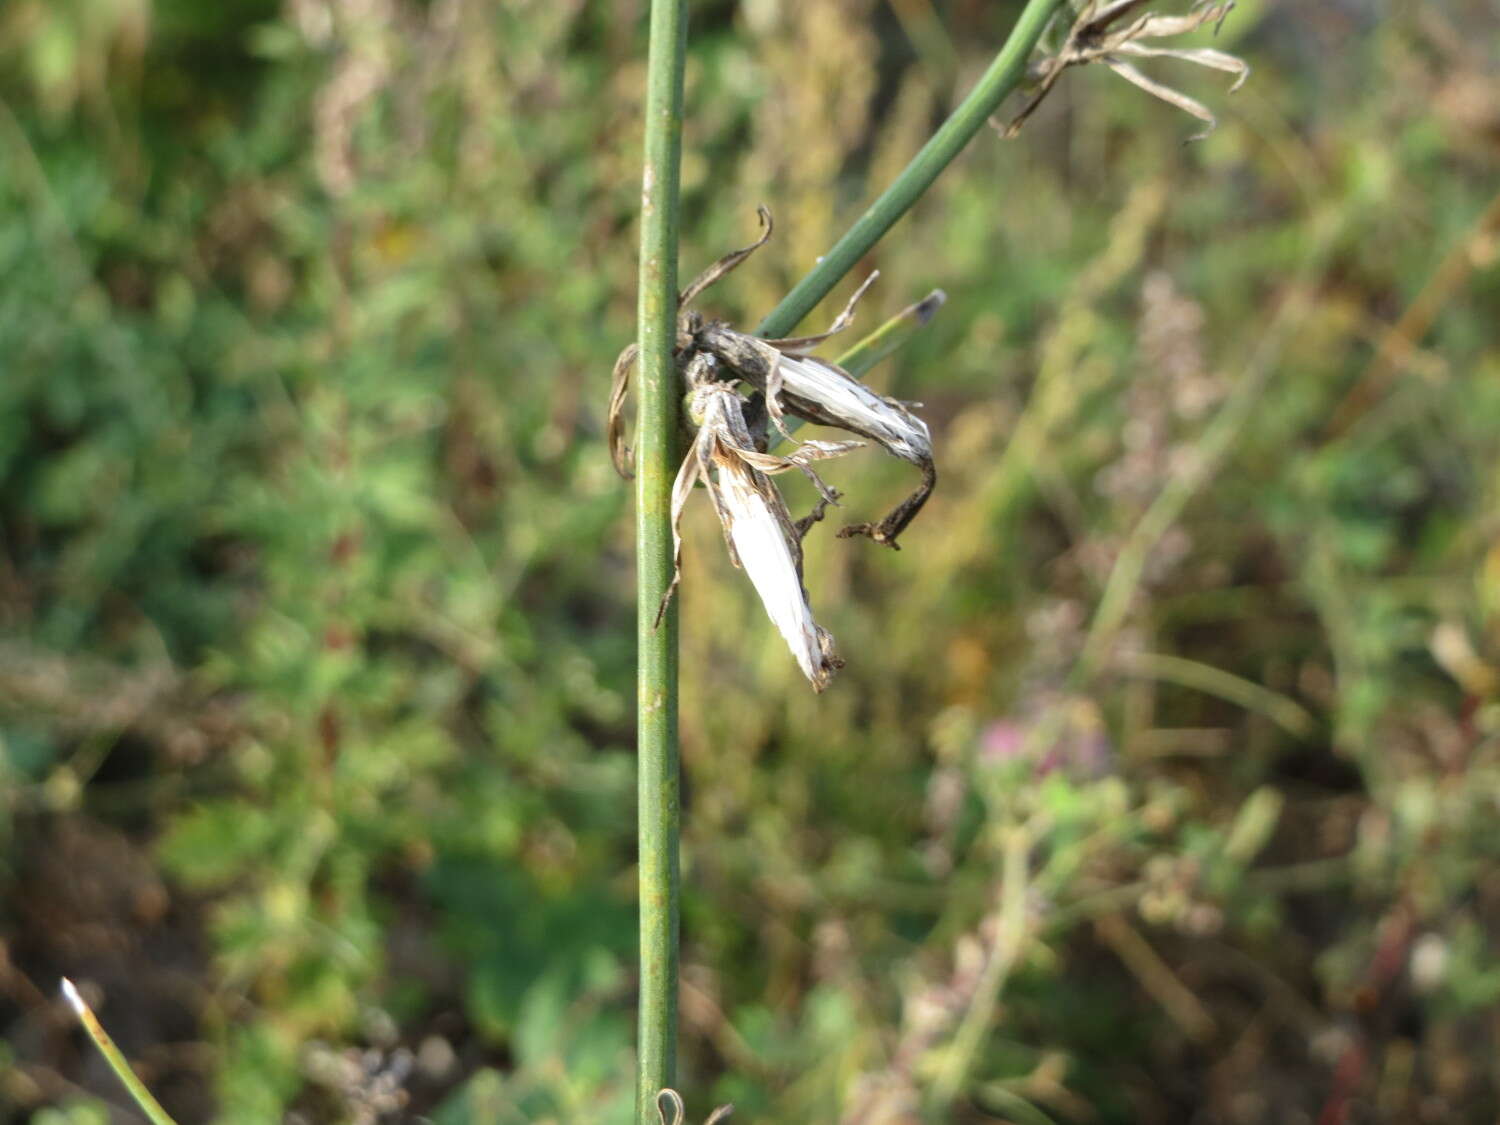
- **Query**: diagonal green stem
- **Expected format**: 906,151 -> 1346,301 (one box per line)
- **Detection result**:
835,289 -> 947,377
635,0 -> 687,1121
62,979 -> 179,1125
755,0 -> 1064,340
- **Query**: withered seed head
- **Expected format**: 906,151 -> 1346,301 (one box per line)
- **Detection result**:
612,208 -> 940,689
1002,0 -> 1249,142
695,324 -> 936,548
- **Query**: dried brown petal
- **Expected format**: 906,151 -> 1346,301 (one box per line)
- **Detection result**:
678,207 -> 773,309
761,270 -> 880,353
1105,58 -> 1218,141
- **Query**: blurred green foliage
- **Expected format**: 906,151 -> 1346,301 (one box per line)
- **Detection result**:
3,0 -> 1500,1122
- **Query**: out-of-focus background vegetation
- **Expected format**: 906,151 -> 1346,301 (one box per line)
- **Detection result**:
3,0 -> 1500,1121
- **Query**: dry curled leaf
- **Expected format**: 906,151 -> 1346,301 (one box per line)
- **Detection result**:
658,1087 -> 735,1125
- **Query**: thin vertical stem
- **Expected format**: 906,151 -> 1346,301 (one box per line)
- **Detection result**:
755,0 -> 1064,340
635,0 -> 687,1120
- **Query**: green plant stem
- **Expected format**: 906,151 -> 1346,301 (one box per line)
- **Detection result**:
835,289 -> 947,377
755,0 -> 1064,340
62,979 -> 179,1125
626,5 -> 1060,1115
1116,651 -> 1317,738
635,0 -> 687,1120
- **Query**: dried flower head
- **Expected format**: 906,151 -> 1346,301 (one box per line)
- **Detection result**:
612,208 -> 936,546
1002,0 -> 1249,142
609,208 -> 939,688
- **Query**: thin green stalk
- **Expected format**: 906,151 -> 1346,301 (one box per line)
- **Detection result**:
1117,651 -> 1317,738
635,0 -> 687,1120
835,289 -> 947,377
755,0 -> 1065,339
61,979 -> 179,1125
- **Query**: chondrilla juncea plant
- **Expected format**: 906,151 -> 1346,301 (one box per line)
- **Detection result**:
625,0 -> 1244,1119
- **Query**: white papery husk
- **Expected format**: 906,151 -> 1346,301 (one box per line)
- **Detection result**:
715,453 -> 841,691
770,352 -> 932,466
663,361 -> 858,691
